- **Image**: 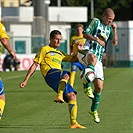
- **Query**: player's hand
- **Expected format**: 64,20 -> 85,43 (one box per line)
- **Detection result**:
111,23 -> 117,31
96,38 -> 105,46
77,42 -> 83,50
20,81 -> 27,88
9,50 -> 16,59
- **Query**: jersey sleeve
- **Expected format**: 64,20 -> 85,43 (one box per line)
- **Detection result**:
0,22 -> 10,39
34,47 -> 46,64
61,51 -> 73,62
83,18 -> 99,34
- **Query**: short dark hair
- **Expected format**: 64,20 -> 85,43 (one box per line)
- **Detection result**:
103,8 -> 115,16
50,30 -> 62,38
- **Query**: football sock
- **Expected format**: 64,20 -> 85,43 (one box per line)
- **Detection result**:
87,64 -> 95,71
0,99 -> 5,120
68,100 -> 77,125
57,79 -> 67,97
70,71 -> 76,87
91,91 -> 101,111
85,82 -> 92,89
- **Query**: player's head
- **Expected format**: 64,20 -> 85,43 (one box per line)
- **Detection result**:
76,24 -> 84,36
50,30 -> 62,38
102,8 -> 115,26
49,30 -> 62,48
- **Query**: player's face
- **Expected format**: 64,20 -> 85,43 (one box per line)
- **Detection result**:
102,14 -> 115,26
77,27 -> 83,35
50,34 -> 62,48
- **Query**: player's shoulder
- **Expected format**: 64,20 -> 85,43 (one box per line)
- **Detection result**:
0,22 -> 5,31
85,18 -> 100,30
89,18 -> 101,27
38,45 -> 49,53
41,45 -> 50,50
93,18 -> 99,21
71,35 -> 78,40
0,22 -> 3,26
59,50 -> 70,58
91,18 -> 100,23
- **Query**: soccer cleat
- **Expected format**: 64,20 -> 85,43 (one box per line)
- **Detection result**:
84,87 -> 94,99
69,123 -> 86,129
54,95 -> 64,103
89,110 -> 100,123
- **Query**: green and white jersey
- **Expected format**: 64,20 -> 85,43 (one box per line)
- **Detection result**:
83,18 -> 114,62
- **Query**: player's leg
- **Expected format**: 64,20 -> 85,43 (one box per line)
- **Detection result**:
67,92 -> 77,126
54,71 -> 70,103
78,62 -> 94,99
84,82 -> 94,99
69,71 -> 76,87
70,62 -> 78,87
86,52 -> 97,71
45,71 -> 86,128
0,80 -> 5,120
44,69 -> 67,103
65,85 -> 86,129
54,78 -> 68,103
44,69 -> 74,103
89,61 -> 104,123
79,53 -> 96,99
78,51 -> 97,83
89,78 -> 103,123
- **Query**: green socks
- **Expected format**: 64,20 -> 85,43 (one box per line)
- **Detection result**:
91,91 -> 101,111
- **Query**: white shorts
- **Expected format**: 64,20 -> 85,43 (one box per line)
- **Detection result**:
77,51 -> 104,80
95,61 -> 104,81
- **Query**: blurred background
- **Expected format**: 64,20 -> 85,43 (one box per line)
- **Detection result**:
0,0 -> 133,70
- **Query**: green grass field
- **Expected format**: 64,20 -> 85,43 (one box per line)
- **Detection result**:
0,68 -> 132,133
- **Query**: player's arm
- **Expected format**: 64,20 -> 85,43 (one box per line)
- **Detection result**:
0,38 -> 16,59
83,18 -> 105,46
70,54 -> 78,62
70,37 -> 75,55
111,23 -> 118,46
62,51 -> 78,62
20,62 -> 38,88
0,23 -> 16,58
70,45 -> 74,55
77,42 -> 84,50
83,33 -> 105,46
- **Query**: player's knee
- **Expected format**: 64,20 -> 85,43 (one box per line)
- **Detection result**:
87,53 -> 97,65
63,73 -> 70,81
95,85 -> 103,93
0,94 -> 5,101
66,92 -> 76,101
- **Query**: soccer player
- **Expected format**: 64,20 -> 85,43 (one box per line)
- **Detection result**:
2,53 -> 20,71
70,24 -> 94,99
78,8 -> 118,123
0,22 -> 16,120
20,30 -> 86,129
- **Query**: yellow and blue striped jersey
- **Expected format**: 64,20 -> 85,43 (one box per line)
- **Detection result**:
34,45 -> 73,76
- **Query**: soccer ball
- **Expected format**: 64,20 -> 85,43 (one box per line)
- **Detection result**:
80,68 -> 95,83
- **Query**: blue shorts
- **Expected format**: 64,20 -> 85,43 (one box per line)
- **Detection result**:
0,80 -> 4,95
71,62 -> 86,72
44,69 -> 77,103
